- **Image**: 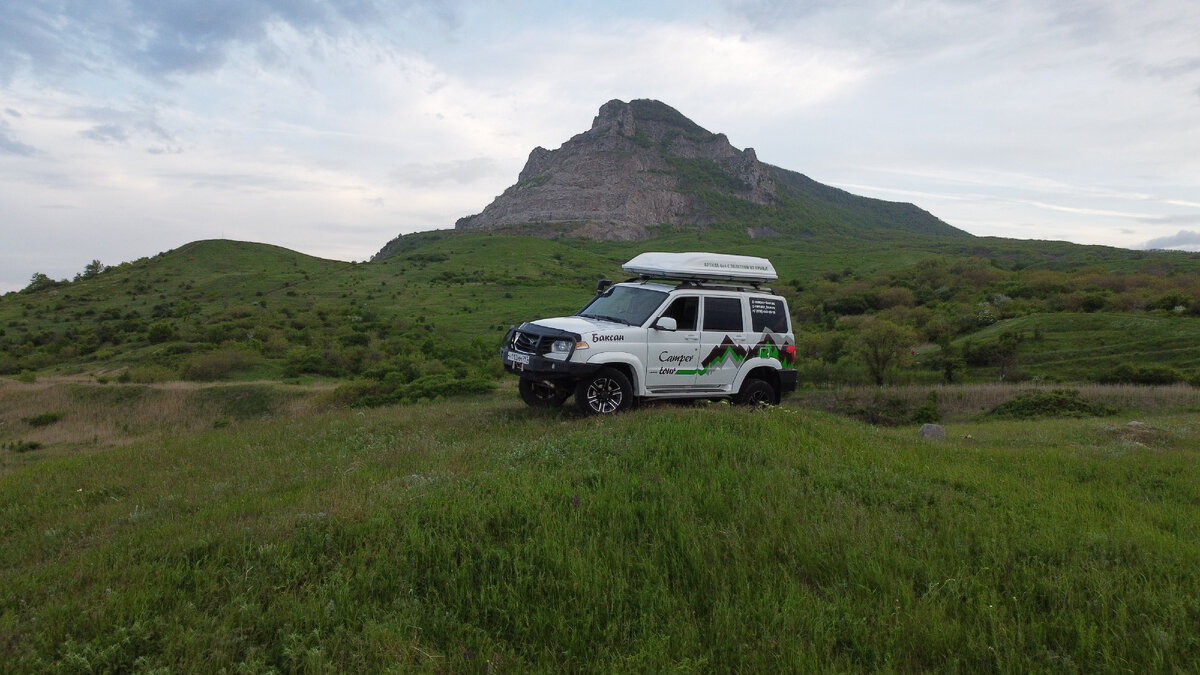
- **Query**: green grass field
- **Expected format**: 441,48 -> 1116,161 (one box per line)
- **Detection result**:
3,380 -> 1198,671
4,230 -> 1200,669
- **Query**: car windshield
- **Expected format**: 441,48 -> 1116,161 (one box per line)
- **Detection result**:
577,286 -> 667,326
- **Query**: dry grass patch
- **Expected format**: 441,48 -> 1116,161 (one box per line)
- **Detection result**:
0,379 -> 328,475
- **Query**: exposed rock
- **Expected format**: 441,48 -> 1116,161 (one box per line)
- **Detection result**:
918,423 -> 947,440
456,99 -> 775,235
450,99 -> 961,243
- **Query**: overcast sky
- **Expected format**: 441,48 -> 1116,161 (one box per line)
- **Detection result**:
2,0 -> 1199,293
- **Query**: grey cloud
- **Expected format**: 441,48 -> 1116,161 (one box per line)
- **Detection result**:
1117,56 -> 1200,82
74,106 -> 181,152
5,108 -> 22,118
0,120 -> 37,156
81,123 -> 130,144
1141,230 -> 1200,250
0,0 -> 460,81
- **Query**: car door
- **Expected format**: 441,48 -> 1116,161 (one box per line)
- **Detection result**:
695,295 -> 750,392
644,295 -> 701,392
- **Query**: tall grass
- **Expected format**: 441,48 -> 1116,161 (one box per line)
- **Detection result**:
0,381 -> 311,473
2,388 -> 1199,671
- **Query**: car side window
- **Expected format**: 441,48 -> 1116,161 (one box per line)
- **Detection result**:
660,296 -> 698,331
751,297 -> 788,332
702,296 -> 745,332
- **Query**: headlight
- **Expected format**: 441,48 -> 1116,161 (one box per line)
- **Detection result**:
545,339 -> 573,360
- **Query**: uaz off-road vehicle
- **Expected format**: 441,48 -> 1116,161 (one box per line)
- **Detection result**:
500,252 -> 797,415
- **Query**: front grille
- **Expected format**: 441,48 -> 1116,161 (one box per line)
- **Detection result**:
511,330 -> 549,355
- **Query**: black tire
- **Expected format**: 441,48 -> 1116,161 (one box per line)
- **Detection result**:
519,379 -> 569,408
736,377 -> 776,406
574,368 -> 633,416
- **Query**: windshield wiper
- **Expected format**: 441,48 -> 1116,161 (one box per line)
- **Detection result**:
581,313 -> 632,325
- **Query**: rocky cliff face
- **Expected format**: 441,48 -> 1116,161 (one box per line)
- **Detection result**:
448,98 -> 963,242
454,99 -> 778,239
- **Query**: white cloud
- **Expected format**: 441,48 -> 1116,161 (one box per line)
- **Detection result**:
2,0 -> 1200,294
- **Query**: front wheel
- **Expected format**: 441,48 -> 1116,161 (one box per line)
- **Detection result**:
735,377 -> 777,406
519,379 -> 570,408
574,368 -> 633,416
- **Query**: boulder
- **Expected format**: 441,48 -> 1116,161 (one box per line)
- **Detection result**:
918,423 -> 947,440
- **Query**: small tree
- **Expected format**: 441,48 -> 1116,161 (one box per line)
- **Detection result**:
75,260 -> 106,282
23,272 -> 58,293
852,318 -> 917,386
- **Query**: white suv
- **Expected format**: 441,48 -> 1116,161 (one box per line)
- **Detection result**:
501,252 -> 797,415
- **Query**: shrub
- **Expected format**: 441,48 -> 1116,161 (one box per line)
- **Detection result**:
22,411 -> 63,427
331,372 -> 495,408
146,322 -> 176,344
910,391 -> 941,424
1098,364 -> 1182,386
988,389 -> 1117,420
180,349 -> 257,381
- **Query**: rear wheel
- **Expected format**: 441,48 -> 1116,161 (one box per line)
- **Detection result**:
574,368 -> 633,416
519,379 -> 569,408
736,377 -> 776,406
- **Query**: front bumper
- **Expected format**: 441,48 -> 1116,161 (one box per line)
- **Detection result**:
500,324 -> 598,381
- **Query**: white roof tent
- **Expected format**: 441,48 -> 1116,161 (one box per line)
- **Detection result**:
622,252 -> 778,284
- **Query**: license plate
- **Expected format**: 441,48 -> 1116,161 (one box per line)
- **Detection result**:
508,352 -> 530,365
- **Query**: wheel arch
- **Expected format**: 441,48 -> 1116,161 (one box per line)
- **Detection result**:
734,364 -> 783,404
584,354 -> 642,395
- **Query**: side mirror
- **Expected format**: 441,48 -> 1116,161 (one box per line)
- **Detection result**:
596,279 -> 612,293
653,316 -> 678,331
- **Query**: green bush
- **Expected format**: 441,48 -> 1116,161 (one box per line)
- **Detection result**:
118,364 -> 176,383
22,411 -> 63,427
1099,363 -> 1183,385
180,349 -> 257,381
146,322 -> 176,344
331,372 -> 496,407
988,389 -> 1116,420
910,391 -> 941,424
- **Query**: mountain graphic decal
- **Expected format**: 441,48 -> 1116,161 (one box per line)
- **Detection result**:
677,334 -> 795,376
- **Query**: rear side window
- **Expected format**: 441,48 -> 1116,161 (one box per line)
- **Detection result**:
751,297 -> 788,332
702,297 -> 745,332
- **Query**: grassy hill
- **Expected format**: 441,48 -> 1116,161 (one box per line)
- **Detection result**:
4,229 -> 1200,669
4,231 -> 1200,395
2,384 -> 1198,670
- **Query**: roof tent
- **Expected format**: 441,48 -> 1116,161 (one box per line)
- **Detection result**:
622,252 -> 778,283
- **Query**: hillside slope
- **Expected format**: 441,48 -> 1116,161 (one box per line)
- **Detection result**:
4,233 -> 1200,391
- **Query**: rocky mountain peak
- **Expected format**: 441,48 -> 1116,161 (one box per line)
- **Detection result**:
456,99 -> 775,238
447,98 -> 961,243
